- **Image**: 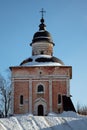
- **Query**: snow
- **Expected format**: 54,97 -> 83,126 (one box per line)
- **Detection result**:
0,111 -> 87,130
21,55 -> 63,66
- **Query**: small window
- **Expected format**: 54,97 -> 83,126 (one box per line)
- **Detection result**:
58,94 -> 62,104
20,95 -> 24,105
40,71 -> 42,74
58,108 -> 61,113
37,85 -> 44,93
41,51 -> 44,54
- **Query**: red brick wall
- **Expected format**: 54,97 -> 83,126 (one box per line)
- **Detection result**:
52,80 -> 67,113
11,66 -> 72,114
32,81 -> 49,113
14,81 -> 29,114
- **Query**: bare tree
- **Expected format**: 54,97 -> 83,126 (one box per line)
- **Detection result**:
77,102 -> 87,115
77,102 -> 80,114
0,74 -> 11,117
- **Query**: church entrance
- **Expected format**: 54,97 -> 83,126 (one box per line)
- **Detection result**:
38,105 -> 44,116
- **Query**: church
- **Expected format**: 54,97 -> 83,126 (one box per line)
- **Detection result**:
10,10 -> 75,116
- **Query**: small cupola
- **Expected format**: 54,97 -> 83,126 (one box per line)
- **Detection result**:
30,18 -> 54,45
20,9 -> 64,66
30,9 -> 55,56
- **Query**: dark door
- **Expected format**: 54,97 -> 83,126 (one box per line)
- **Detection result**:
38,105 -> 44,116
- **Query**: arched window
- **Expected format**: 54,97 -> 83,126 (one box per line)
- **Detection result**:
58,94 -> 62,104
20,95 -> 24,105
37,85 -> 44,93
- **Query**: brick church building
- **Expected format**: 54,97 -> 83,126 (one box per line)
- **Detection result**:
10,11 -> 75,115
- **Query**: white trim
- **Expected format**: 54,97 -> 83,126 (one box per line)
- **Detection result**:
12,74 -> 69,79
29,80 -> 32,114
66,78 -> 70,96
49,80 -> 52,112
11,79 -> 14,114
12,79 -> 68,82
34,98 -> 47,115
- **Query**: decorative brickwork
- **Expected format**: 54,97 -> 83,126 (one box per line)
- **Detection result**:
10,66 -> 72,115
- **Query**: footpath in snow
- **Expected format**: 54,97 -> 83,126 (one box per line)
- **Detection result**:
0,111 -> 87,130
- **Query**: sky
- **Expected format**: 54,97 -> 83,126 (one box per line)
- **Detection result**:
0,0 -> 87,109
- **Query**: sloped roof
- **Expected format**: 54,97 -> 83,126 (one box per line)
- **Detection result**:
20,55 -> 64,66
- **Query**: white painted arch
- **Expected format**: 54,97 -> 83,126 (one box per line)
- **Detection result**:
34,98 -> 47,115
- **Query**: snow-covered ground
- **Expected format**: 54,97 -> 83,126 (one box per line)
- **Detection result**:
0,111 -> 87,130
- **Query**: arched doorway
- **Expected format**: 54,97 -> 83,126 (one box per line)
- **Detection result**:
38,105 -> 44,116
34,98 -> 47,115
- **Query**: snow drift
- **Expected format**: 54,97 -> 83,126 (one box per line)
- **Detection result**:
0,111 -> 87,130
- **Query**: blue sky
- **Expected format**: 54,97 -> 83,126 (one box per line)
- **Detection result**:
0,0 -> 87,109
